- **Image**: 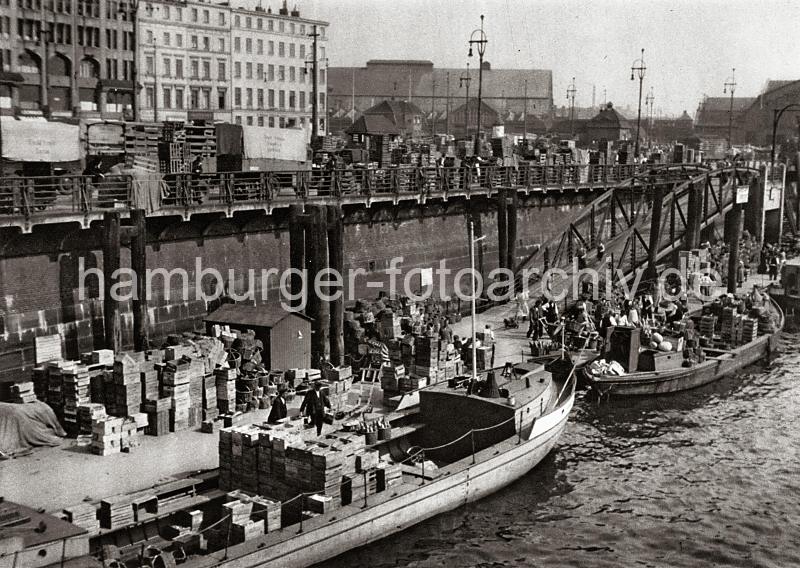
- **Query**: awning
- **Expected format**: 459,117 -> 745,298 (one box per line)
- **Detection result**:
1,117 -> 81,162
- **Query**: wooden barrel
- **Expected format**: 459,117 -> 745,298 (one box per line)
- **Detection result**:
364,431 -> 378,445
378,426 -> 392,441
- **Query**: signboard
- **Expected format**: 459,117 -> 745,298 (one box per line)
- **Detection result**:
35,334 -> 63,364
87,122 -> 125,154
419,267 -> 434,288
1,118 -> 80,162
242,125 -> 307,162
735,185 -> 749,204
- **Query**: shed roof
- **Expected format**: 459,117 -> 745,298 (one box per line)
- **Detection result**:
204,303 -> 312,328
346,114 -> 400,135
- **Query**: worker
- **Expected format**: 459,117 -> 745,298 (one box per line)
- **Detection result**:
484,324 -> 495,345
300,381 -> 331,436
267,387 -> 288,424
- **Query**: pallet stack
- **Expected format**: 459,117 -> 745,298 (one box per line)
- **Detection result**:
124,123 -> 161,156
162,359 -> 191,432
185,121 -> 217,159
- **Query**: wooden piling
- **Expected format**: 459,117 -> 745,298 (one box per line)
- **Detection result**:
130,209 -> 148,351
102,211 -> 122,352
727,203 -> 743,294
497,188 -> 508,271
507,189 -> 517,276
306,205 -> 330,365
327,205 -> 345,366
288,205 -> 306,310
685,181 -> 702,250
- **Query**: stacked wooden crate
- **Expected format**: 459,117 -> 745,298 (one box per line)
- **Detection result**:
99,495 -> 135,529
720,307 -> 735,343
32,366 -> 48,401
62,363 -> 92,434
162,359 -> 191,432
143,398 -> 171,436
9,381 -> 36,403
110,354 -> 143,417
380,364 -> 404,392
226,490 -> 281,533
140,366 -> 159,403
699,315 -> 716,338
91,416 -> 125,456
124,123 -> 161,156
410,337 -> 439,390
215,367 -> 237,414
741,317 -> 758,344
203,374 -> 219,421
46,362 -> 64,421
77,403 -> 106,436
185,121 -> 217,159
63,503 -> 100,534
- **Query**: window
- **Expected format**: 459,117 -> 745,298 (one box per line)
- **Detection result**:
289,90 -> 295,109
245,16 -> 251,28
234,88 -> 241,107
203,36 -> 209,51
290,22 -> 295,34
246,88 -> 252,108
319,92 -> 325,106
278,65 -> 285,81
257,39 -> 263,55
268,65 -> 275,81
146,86 -> 154,108
175,59 -> 183,78
299,44 -> 305,58
300,67 -> 305,84
190,35 -> 198,49
218,88 -> 226,109
163,87 -> 171,108
300,91 -> 305,109
268,19 -> 273,31
278,42 -> 284,57
146,29 -> 153,43
257,116 -> 264,126
256,63 -> 263,79
162,57 -> 170,76
234,37 -> 240,52
257,88 -> 263,108
163,5 -> 169,19
234,15 -> 240,27
269,116 -> 275,127
289,43 -> 295,58
279,90 -> 285,108
246,116 -> 253,125
145,55 -> 154,75
190,88 -> 199,109
218,38 -> 225,51
245,62 -> 252,79
176,7 -> 182,21
320,47 -> 326,59
203,9 -> 209,23
218,12 -> 225,25
279,20 -> 284,32
191,7 -> 197,21
176,34 -> 183,47
190,58 -> 199,78
268,41 -> 275,55
300,24 -> 305,34
163,32 -> 170,45
268,89 -> 275,108
235,115 -> 242,125
245,38 -> 252,53
176,88 -> 184,109
279,116 -> 285,128
202,89 -> 210,109
289,67 -> 295,82
234,62 -> 241,78
320,69 -> 325,84
218,61 -> 226,80
203,60 -> 210,79
257,18 -> 262,29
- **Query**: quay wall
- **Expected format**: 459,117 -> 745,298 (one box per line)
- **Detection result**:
0,192 -> 594,380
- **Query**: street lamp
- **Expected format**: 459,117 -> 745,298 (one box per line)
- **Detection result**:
770,103 -> 800,169
468,15 -> 487,155
566,77 -> 577,136
723,68 -> 737,149
645,87 -> 654,146
630,48 -> 646,158
459,63 -> 471,139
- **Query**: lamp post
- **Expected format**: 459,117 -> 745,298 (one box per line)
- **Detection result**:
566,77 -> 577,136
723,68 -> 737,149
303,25 -> 326,142
468,15 -> 487,155
630,48 -> 646,158
645,87 -> 654,147
459,63 -> 471,139
770,103 -> 800,169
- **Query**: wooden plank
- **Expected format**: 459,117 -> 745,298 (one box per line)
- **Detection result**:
34,334 -> 62,364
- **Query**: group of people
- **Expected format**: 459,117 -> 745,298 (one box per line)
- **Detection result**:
761,243 -> 788,282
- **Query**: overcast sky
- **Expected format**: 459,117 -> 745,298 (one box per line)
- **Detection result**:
298,0 -> 799,117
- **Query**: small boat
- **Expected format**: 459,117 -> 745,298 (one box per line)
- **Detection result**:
583,293 -> 783,398
768,257 -> 800,330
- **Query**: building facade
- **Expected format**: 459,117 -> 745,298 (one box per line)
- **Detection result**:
229,3 -> 327,132
328,59 -> 552,131
0,0 -> 328,130
0,0 -> 136,117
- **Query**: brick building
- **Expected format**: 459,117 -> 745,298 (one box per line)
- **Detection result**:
735,79 -> 800,147
694,95 -> 755,141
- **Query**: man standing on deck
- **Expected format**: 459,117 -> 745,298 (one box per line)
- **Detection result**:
300,381 -> 331,436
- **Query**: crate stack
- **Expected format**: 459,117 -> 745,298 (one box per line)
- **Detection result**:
109,357 -> 143,417
411,337 -> 439,390
91,416 -> 125,456
185,121 -> 217,159
215,367 -> 237,414
62,364 -> 92,435
741,317 -> 758,344
380,312 -> 402,339
140,366 -> 159,404
720,307 -> 736,343
63,503 -> 100,534
124,123 -> 161,157
380,364 -> 404,393
143,398 -> 171,436
99,495 -> 135,529
203,374 -> 219,421
699,315 -> 717,338
46,362 -> 65,421
219,425 -> 262,494
162,359 -> 191,432
32,367 -> 48,401
77,403 -> 106,436
187,358 -> 205,429
9,381 -> 36,403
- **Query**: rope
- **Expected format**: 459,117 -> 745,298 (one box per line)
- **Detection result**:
197,513 -> 232,534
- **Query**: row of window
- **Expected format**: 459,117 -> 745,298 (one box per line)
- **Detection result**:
145,29 -> 226,53
144,3 -> 226,26
232,87 -> 324,111
145,55 -> 226,81
232,13 -> 324,39
16,19 -> 134,50
142,84 -> 326,114
234,115 -> 320,129
232,63 -> 324,84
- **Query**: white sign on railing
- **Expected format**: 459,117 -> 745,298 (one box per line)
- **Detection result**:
735,185 -> 749,204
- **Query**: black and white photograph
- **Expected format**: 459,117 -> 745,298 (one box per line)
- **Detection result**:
0,0 -> 797,566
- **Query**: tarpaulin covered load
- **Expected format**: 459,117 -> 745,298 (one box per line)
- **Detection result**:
1,118 -> 81,162
242,125 -> 307,162
0,401 -> 65,455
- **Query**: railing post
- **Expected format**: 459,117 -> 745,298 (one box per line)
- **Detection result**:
362,470 -> 369,508
421,450 -> 426,485
298,496 -> 304,533
471,429 -> 476,464
517,412 -> 522,444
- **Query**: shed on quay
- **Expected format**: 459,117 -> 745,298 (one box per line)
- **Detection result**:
204,303 -> 312,370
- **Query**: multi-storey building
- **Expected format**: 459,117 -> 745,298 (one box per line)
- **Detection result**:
0,0 -> 136,117
229,2 -> 327,133
137,0 -> 232,122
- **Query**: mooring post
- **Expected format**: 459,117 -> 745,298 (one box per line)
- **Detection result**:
102,211 -> 122,352
130,209 -> 148,351
327,205 -> 345,366
727,202 -> 743,294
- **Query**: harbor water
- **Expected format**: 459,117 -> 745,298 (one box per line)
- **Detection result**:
324,333 -> 800,568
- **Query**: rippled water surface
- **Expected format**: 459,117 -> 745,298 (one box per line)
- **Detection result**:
324,334 -> 800,568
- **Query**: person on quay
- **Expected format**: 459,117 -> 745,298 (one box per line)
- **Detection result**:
267,387 -> 288,424
300,380 -> 331,436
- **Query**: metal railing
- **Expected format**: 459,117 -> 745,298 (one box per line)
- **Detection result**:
0,163 -> 697,224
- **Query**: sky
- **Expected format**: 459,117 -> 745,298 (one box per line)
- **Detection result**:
294,0 -> 800,117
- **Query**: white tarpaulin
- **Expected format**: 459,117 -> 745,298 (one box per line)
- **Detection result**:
1,118 -> 80,162
242,125 -> 307,161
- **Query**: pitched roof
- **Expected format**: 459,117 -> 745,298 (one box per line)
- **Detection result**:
587,104 -> 633,129
365,99 -> 424,120
204,303 -> 312,328
697,96 -> 755,112
346,114 -> 400,135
